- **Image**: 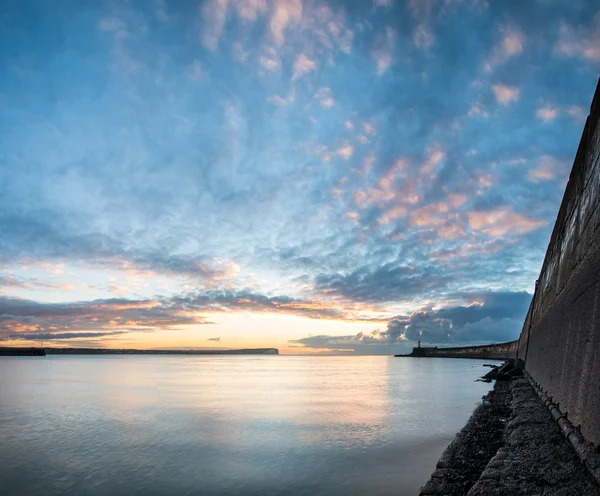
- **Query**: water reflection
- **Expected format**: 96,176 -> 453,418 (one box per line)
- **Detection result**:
0,356 -> 494,496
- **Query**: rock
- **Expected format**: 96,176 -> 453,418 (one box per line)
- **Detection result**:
483,368 -> 499,380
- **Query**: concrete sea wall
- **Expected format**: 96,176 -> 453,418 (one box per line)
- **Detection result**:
404,341 -> 518,359
515,78 -> 600,446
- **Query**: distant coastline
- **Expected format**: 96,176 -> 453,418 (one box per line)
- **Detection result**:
0,347 -> 279,356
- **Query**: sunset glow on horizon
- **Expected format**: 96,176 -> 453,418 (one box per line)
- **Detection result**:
1,0 -> 599,353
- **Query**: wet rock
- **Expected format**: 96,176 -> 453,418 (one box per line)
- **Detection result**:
421,376 -> 600,495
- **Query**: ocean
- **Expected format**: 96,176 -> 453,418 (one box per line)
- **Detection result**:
0,355 -> 495,495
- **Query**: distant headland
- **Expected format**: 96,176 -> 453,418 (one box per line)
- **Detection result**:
0,347 -> 279,356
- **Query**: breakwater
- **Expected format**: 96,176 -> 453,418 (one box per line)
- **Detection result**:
397,341 -> 518,360
0,347 -> 46,356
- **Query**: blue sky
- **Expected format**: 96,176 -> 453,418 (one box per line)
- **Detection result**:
0,0 -> 599,353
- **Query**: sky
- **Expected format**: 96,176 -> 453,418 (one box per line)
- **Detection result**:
0,0 -> 599,354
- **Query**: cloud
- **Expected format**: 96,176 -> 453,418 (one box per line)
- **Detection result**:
233,0 -> 267,21
363,122 -> 376,135
0,296 -> 211,339
567,105 -> 587,121
270,0 -> 302,45
292,53 -> 316,80
201,0 -> 230,50
314,263 -> 452,304
314,87 -> 334,107
0,288 -> 388,343
468,209 -> 546,236
337,144 -> 354,159
468,103 -> 489,118
268,95 -> 288,106
372,26 -> 395,75
8,331 -> 127,341
2,0 -> 599,351
291,291 -> 532,351
556,14 -> 600,62
483,27 -> 524,72
414,24 -> 434,49
260,55 -> 280,71
528,155 -> 567,183
536,105 -> 558,122
207,336 -> 221,342
492,84 -> 519,105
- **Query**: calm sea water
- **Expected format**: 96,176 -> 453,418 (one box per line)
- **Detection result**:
0,355 -> 495,496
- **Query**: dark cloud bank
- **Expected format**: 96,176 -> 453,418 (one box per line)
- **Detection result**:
290,291 -> 532,354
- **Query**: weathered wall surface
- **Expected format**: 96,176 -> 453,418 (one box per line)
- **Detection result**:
516,78 -> 600,446
417,341 -> 518,360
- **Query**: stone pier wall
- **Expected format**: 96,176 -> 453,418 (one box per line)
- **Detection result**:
515,78 -> 600,446
410,341 -> 518,360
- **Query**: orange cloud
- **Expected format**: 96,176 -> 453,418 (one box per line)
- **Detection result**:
468,209 -> 546,236
410,203 -> 448,227
379,205 -> 408,225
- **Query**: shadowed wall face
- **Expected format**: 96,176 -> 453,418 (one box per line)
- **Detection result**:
517,79 -> 600,446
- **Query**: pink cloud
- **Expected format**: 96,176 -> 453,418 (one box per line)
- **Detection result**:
556,15 -> 600,62
410,203 -> 449,227
468,102 -> 489,118
270,0 -> 303,45
260,55 -> 280,71
492,84 -> 519,105
536,105 -> 558,122
483,27 -> 524,72
379,205 -> 408,225
337,144 -> 354,159
292,53 -> 316,80
468,209 -> 546,236
314,87 -> 334,108
234,0 -> 267,21
437,224 -> 466,240
447,194 -> 467,208
528,155 -> 567,183
363,122 -> 376,135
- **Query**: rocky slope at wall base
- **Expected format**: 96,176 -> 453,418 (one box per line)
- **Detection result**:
526,371 -> 600,488
420,377 -> 599,495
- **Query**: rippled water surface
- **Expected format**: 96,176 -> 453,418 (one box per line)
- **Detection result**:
0,355 -> 495,495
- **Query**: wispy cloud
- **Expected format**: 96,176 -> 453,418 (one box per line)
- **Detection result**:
1,0 -> 597,350
483,26 -> 524,72
201,0 -> 230,50
372,26 -> 395,75
556,14 -> 600,62
292,53 -> 316,80
270,0 -> 302,45
536,105 -> 558,122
